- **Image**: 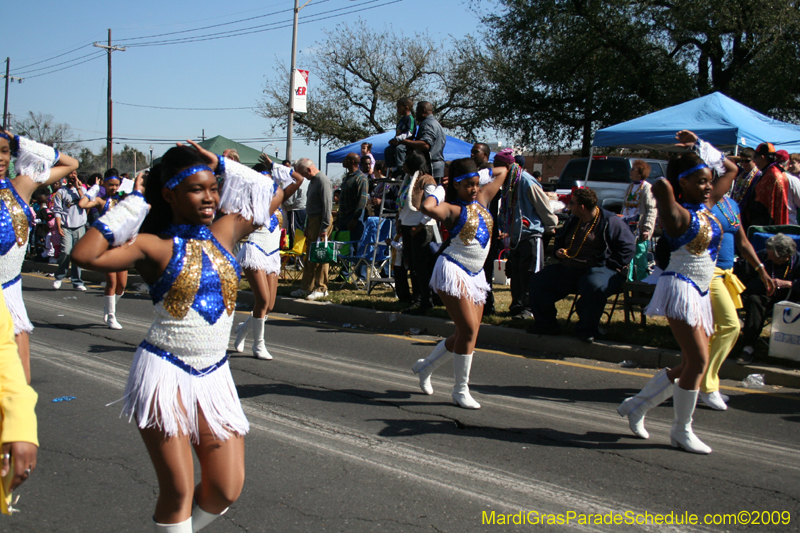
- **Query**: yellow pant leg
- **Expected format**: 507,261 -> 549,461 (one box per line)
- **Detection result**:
702,269 -> 741,393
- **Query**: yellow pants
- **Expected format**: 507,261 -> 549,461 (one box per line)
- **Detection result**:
702,268 -> 742,393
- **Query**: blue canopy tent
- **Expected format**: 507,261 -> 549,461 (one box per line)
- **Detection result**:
325,131 -> 487,165
593,92 -> 800,153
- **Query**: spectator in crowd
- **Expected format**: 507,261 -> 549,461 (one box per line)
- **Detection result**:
621,160 -> 657,281
781,152 -> 800,225
291,158 -> 333,300
741,142 -> 789,228
85,172 -> 104,225
369,161 -> 398,217
398,150 -> 438,315
52,170 -> 87,291
471,143 -> 499,314
532,170 -> 543,184
494,149 -> 557,319
282,161 -> 307,251
282,160 -> 292,167
336,152 -> 369,241
527,187 -> 635,342
386,97 -> 415,176
400,101 -> 446,182
731,148 -> 757,203
361,142 -> 375,179
0,290 -> 38,515
737,233 -> 800,365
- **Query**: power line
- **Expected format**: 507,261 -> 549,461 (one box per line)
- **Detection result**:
117,102 -> 257,111
22,52 -> 106,79
13,42 -> 95,71
14,50 -> 105,76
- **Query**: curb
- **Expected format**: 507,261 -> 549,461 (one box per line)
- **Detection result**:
24,260 -> 800,389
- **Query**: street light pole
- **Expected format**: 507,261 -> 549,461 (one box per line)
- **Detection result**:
286,0 -> 312,162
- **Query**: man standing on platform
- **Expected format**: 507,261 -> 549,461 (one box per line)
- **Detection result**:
400,101 -> 446,182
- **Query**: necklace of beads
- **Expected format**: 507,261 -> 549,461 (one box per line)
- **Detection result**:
716,197 -> 740,227
563,209 -> 600,259
501,163 -> 522,232
771,255 -> 794,280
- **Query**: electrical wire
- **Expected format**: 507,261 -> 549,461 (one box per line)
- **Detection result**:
117,102 -> 257,111
13,50 -> 106,76
22,52 -> 106,79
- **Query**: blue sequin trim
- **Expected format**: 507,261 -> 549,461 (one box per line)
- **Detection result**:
2,274 -> 21,290
244,241 -> 278,257
453,171 -> 479,183
661,271 -> 709,296
441,254 -> 483,276
93,220 -> 114,243
139,340 -> 228,377
678,163 -> 708,180
0,179 -> 35,255
164,165 -> 213,190
215,155 -> 226,177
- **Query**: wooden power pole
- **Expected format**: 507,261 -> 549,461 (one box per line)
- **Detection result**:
94,29 -> 126,168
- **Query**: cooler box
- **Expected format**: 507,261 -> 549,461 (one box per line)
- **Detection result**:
769,301 -> 800,361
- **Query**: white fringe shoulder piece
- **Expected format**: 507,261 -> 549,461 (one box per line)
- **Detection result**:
218,157 -> 281,226
93,191 -> 150,247
14,136 -> 60,184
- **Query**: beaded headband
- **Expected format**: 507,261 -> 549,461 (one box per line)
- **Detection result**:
104,175 -> 121,182
164,164 -> 213,189
453,171 -> 479,183
0,132 -> 11,142
678,163 -> 708,180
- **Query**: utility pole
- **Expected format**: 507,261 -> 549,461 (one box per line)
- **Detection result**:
286,0 -> 313,162
2,58 -> 24,130
94,30 -> 126,168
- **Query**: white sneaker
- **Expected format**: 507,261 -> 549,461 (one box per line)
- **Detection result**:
53,280 -> 62,289
720,392 -> 730,402
306,290 -> 329,301
290,288 -> 309,298
699,391 -> 727,411
75,285 -> 87,292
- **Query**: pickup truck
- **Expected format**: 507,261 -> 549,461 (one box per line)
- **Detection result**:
554,156 -> 667,218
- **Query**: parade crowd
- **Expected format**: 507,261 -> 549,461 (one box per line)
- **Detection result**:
0,94 -> 799,530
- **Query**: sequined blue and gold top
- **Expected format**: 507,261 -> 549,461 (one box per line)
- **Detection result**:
144,224 -> 241,371
99,194 -> 122,216
245,208 -> 283,257
443,200 -> 493,275
661,203 -> 723,295
0,179 -> 35,288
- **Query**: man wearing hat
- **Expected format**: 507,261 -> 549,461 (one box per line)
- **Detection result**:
741,142 -> 790,228
494,149 -> 557,319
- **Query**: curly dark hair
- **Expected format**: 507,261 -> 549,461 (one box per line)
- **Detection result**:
140,146 -> 206,235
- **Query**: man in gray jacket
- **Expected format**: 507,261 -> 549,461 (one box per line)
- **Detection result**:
52,170 -> 87,290
291,159 -> 333,301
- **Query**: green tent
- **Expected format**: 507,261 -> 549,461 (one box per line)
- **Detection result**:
152,135 -> 264,167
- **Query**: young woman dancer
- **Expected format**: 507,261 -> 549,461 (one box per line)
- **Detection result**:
78,168 -> 130,329
617,130 -> 737,454
233,163 -> 303,360
412,158 -> 508,409
0,130 -> 79,383
72,142 -> 295,531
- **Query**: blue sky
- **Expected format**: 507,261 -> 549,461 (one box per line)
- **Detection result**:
2,0 -> 482,171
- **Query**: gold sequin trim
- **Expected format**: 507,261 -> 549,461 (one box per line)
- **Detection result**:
686,209 -> 720,256
163,241 -> 203,319
162,240 -> 239,319
201,241 -> 239,316
459,203 -> 492,245
0,189 -> 30,247
274,209 -> 283,229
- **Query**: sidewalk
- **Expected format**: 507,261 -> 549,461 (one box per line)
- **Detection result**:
24,259 -> 800,389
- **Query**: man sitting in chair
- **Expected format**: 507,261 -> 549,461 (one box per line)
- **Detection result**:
527,188 -> 635,343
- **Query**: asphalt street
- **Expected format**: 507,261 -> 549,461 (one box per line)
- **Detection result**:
5,272 -> 800,532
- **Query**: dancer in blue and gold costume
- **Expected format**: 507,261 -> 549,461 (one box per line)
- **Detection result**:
617,130 -> 739,455
0,129 -> 79,383
412,158 -> 509,409
73,141 -> 298,532
233,164 -> 303,360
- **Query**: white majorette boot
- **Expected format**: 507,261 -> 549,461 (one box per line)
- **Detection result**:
233,314 -> 252,353
411,340 -> 452,395
192,505 -> 228,532
152,516 -> 192,532
616,368 -> 673,439
104,295 -> 122,330
252,316 -> 272,360
451,352 -> 481,409
670,383 -> 712,454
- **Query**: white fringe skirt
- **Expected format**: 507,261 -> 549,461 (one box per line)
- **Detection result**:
430,255 -> 491,306
120,340 -> 250,443
645,273 -> 714,337
237,242 -> 280,275
2,276 -> 34,334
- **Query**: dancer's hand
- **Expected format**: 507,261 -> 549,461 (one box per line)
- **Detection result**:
675,130 -> 699,149
134,171 -> 147,194
1,441 -> 38,492
181,140 -> 219,172
259,153 -> 274,171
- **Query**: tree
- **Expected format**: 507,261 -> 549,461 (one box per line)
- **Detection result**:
12,111 -> 80,154
75,145 -> 149,177
455,0 -> 800,155
258,21 -> 463,145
